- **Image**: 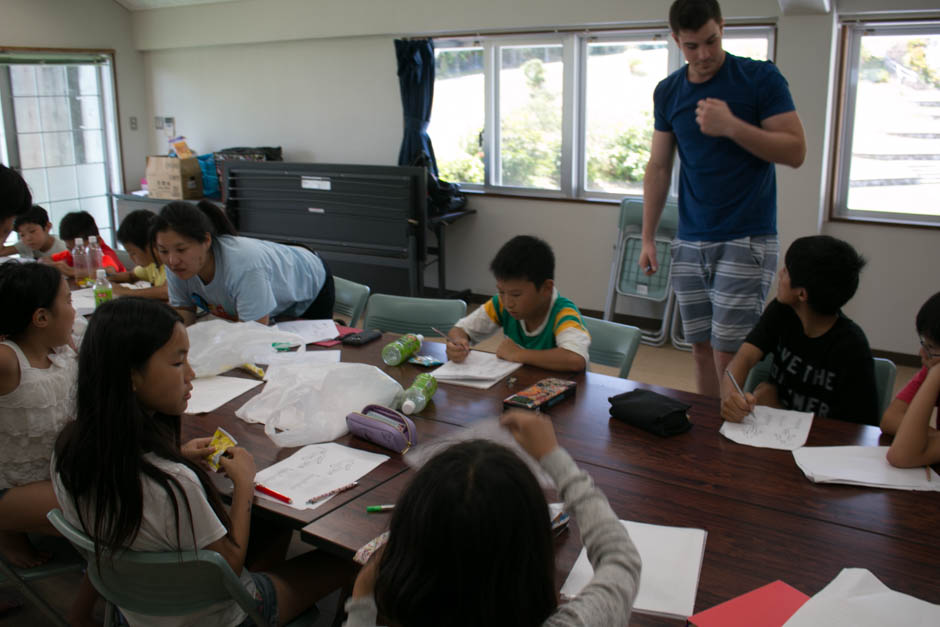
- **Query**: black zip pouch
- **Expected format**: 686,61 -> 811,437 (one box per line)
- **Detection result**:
608,389 -> 692,437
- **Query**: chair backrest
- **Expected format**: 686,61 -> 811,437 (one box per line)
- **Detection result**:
873,357 -> 897,417
614,198 -> 680,303
583,316 -> 642,379
47,509 -> 266,624
363,293 -> 466,336
332,276 -> 371,327
743,354 -> 898,419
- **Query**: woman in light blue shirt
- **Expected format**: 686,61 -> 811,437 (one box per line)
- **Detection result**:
152,201 -> 334,325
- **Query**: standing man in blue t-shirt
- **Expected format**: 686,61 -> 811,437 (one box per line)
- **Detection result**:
639,0 -> 806,397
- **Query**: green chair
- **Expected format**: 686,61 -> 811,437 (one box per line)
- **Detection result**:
47,509 -> 319,627
583,316 -> 642,379
363,293 -> 466,337
332,276 -> 371,327
603,198 -> 680,347
743,354 -> 897,418
0,536 -> 85,626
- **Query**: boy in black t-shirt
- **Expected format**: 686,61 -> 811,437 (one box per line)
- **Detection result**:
721,235 -> 878,425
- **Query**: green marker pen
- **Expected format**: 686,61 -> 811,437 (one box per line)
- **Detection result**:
366,504 -> 395,513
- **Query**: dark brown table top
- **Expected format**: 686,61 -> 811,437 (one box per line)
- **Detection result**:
172,333 -> 939,624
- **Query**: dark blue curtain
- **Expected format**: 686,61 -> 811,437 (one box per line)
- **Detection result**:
395,39 -> 438,177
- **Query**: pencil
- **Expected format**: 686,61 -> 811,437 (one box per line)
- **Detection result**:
307,481 -> 359,505
430,326 -> 457,346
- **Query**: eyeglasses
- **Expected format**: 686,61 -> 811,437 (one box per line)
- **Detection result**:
920,338 -> 940,360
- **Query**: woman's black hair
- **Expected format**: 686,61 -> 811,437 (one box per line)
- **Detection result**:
150,200 -> 236,248
54,298 -> 233,564
0,164 -> 32,220
0,262 -> 62,338
916,291 -> 940,344
117,209 -> 157,251
374,440 -> 556,627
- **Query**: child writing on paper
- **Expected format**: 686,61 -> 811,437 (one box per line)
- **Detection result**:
0,263 -> 76,568
45,210 -> 127,275
0,206 -> 67,260
721,235 -> 879,425
107,209 -> 169,301
446,235 -> 590,372
884,292 -> 940,468
53,298 -> 353,627
345,409 -> 641,627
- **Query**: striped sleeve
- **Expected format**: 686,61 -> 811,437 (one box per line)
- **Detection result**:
553,306 -> 590,367
454,296 -> 501,344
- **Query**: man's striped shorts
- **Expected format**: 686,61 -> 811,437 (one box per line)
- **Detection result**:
670,235 -> 778,353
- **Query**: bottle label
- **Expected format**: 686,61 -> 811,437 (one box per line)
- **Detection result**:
94,288 -> 112,307
397,334 -> 422,358
413,373 -> 437,396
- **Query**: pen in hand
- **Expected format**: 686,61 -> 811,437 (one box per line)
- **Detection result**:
431,326 -> 458,346
724,369 -> 754,419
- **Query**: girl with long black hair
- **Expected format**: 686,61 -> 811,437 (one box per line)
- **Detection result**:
54,297 -> 350,626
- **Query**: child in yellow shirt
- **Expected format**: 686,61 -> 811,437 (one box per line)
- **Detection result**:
108,210 -> 168,301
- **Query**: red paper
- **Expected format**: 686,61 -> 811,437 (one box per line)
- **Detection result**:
312,325 -> 361,347
688,580 -> 809,627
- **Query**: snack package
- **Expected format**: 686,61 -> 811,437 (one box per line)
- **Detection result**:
407,354 -> 444,367
503,378 -> 577,411
206,427 -> 237,472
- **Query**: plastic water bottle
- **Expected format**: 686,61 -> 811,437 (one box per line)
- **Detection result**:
87,235 -> 104,278
71,237 -> 87,286
381,333 -> 423,366
401,373 -> 437,415
93,269 -> 112,308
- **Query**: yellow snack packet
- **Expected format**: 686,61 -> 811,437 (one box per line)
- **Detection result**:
239,363 -> 266,379
206,427 -> 237,472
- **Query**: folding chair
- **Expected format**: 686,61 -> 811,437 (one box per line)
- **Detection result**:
48,509 -> 319,627
363,293 -> 466,337
583,316 -> 642,379
332,276 -> 371,327
603,198 -> 680,347
0,535 -> 85,626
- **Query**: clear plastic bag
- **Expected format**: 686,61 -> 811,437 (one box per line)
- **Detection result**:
186,319 -> 305,378
235,363 -> 404,447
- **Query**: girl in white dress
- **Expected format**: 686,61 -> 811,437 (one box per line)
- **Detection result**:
0,262 -> 76,568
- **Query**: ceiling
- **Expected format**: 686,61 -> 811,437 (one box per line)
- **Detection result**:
114,0 -> 241,10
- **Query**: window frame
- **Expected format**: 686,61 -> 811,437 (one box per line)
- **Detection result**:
0,48 -> 124,245
432,24 -> 776,201
830,20 -> 940,228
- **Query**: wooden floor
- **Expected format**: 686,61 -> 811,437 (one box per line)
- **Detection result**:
1,338 -> 921,626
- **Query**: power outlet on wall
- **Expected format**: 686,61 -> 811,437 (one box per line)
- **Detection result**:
129,116 -> 138,130
154,117 -> 164,130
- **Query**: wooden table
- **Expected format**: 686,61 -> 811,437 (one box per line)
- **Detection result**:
177,335 -> 940,624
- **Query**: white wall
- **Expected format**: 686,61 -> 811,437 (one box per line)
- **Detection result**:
127,0 -> 940,356
0,0 -> 148,189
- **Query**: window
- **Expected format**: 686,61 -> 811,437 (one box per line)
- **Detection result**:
832,21 -> 940,226
0,51 -> 122,246
431,26 -> 774,199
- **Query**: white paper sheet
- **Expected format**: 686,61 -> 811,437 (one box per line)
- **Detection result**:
431,350 -> 522,389
71,287 -> 96,315
792,446 -> 940,491
186,375 -> 263,414
561,520 -> 706,619
719,406 -> 814,450
253,443 -> 389,511
783,568 -> 940,627
275,319 -> 339,344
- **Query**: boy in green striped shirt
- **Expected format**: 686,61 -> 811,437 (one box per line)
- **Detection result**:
447,235 -> 590,372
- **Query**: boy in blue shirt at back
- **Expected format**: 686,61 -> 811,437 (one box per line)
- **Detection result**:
446,235 -> 590,372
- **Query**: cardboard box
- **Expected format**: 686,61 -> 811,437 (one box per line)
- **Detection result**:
145,156 -> 203,200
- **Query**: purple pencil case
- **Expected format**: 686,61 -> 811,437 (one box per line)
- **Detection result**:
346,404 -> 417,454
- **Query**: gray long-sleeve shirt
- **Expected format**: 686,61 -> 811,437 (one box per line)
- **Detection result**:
343,447 -> 642,626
